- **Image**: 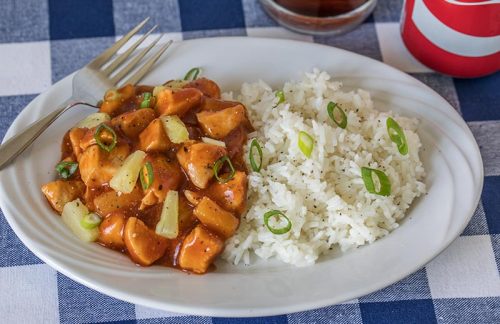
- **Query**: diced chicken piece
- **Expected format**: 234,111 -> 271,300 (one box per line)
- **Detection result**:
79,125 -> 118,152
176,142 -> 226,189
196,105 -> 248,139
124,217 -> 168,266
178,225 -> 223,274
100,84 -> 135,116
98,212 -> 127,250
209,171 -> 248,214
41,180 -> 85,214
199,97 -> 240,112
68,127 -> 87,160
224,126 -> 247,161
138,119 -> 171,152
93,186 -> 143,216
155,88 -> 202,117
140,155 -> 182,209
193,197 -> 239,238
110,108 -> 155,139
178,196 -> 196,233
79,142 -> 130,187
78,127 -> 96,152
184,78 -> 221,99
184,190 -> 203,206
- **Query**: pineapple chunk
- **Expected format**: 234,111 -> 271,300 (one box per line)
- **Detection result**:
109,150 -> 146,193
61,199 -> 99,242
156,190 -> 179,239
76,112 -> 110,129
164,80 -> 189,90
153,85 -> 166,97
201,137 -> 226,147
160,115 -> 189,144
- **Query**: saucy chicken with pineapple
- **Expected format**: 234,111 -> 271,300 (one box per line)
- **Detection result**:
41,73 -> 253,274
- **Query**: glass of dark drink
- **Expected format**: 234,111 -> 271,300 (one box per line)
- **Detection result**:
259,0 -> 377,35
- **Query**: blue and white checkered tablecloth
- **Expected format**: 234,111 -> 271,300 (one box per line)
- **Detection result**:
0,0 -> 499,323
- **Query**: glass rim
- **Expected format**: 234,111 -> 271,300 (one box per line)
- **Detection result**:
259,0 -> 377,21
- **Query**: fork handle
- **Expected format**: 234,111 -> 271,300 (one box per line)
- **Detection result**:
0,102 -> 72,170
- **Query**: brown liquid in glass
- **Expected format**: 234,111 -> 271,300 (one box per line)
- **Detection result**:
274,0 -> 368,17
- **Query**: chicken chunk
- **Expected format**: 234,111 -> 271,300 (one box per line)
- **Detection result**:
196,105 -> 248,139
93,186 -> 143,217
79,125 -> 118,152
68,127 -> 87,160
199,97 -> 240,112
110,108 -> 155,139
124,217 -> 168,266
176,142 -> 226,189
178,196 -> 196,233
41,180 -> 85,214
99,84 -> 135,116
184,190 -> 203,206
177,225 -> 223,274
79,142 -> 130,187
209,171 -> 248,214
140,155 -> 182,209
193,197 -> 239,238
98,212 -> 127,250
138,119 -> 171,152
184,78 -> 221,99
155,88 -> 202,117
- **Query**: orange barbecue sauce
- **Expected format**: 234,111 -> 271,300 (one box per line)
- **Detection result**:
43,78 -> 254,274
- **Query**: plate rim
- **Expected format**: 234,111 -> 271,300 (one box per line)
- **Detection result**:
0,36 -> 484,317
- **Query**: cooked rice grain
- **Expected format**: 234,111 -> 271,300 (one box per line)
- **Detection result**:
221,70 -> 426,267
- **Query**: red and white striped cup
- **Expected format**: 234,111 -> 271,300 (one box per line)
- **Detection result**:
401,0 -> 500,78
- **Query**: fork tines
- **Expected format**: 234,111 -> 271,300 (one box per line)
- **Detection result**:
90,17 -> 172,86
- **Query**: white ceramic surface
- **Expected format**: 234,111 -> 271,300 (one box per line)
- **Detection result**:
0,37 -> 483,317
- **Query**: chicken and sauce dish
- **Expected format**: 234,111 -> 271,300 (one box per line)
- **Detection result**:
41,71 -> 253,274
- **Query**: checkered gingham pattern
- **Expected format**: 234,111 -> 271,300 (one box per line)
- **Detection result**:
0,0 -> 499,323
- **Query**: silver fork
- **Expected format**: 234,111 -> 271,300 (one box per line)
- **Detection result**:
0,17 -> 172,170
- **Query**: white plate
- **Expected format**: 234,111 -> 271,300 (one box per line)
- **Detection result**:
0,37 -> 483,317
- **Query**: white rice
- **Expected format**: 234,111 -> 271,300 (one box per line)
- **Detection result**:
221,69 -> 426,267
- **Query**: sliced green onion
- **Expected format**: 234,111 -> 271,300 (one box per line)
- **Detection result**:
249,139 -> 263,172
264,210 -> 292,235
327,101 -> 347,129
386,117 -> 408,155
361,167 -> 391,196
55,161 -> 78,179
184,67 -> 201,81
80,213 -> 102,230
140,92 -> 152,108
213,155 -> 235,183
140,162 -> 154,190
275,90 -> 285,105
298,131 -> 314,158
94,123 -> 117,152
